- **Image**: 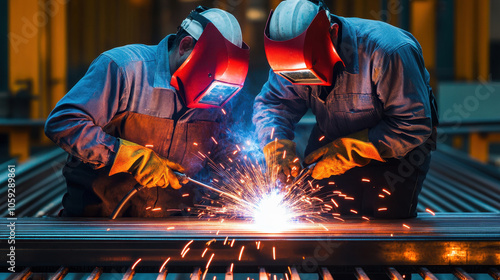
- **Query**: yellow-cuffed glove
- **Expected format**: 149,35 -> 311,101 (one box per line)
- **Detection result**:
109,139 -> 185,189
304,129 -> 384,180
263,139 -> 301,179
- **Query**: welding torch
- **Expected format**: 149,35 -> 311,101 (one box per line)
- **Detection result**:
110,171 -> 248,219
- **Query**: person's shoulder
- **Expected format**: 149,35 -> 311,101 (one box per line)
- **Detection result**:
101,44 -> 157,67
346,17 -> 421,55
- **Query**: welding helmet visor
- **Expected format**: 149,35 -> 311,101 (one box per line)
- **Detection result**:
171,17 -> 250,109
264,10 -> 344,86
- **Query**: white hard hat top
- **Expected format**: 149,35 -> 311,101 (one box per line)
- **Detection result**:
270,0 -> 325,41
180,8 -> 243,48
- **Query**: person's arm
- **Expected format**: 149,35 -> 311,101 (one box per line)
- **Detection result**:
253,70 -> 309,179
368,44 -> 434,159
253,70 -> 309,147
45,54 -> 128,169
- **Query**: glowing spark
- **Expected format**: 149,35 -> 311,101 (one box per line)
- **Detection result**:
256,241 -> 261,250
344,196 -> 354,200
131,258 -> 142,270
285,273 -> 289,280
221,108 -> 226,115
106,228 -> 110,231
224,236 -> 229,245
403,224 -> 411,229
362,216 -> 370,221
328,181 -> 335,185
282,150 -> 287,159
382,189 -> 391,195
181,248 -> 190,258
167,226 -> 175,230
220,219 -> 225,223
378,208 -> 387,211
152,207 -> 161,211
182,193 -> 189,197
270,128 -> 275,140
193,142 -> 198,146
350,209 -> 358,214
206,239 -> 216,246
319,136 -> 325,141
236,145 -> 241,151
238,246 -> 245,261
426,208 -> 436,216
213,277 -> 216,280
230,239 -> 235,247
202,248 -> 209,257
181,240 -> 194,256
230,263 -> 234,272
334,216 -> 345,222
319,224 -> 329,231
145,144 -> 154,148
361,178 -> 370,182
145,206 -> 152,210
253,191 -> 294,232
233,150 -> 238,155
331,199 -> 339,208
272,247 -> 276,260
211,137 -> 218,145
293,158 -> 299,163
206,253 -> 215,269
379,194 -> 385,198
216,230 -> 220,235
198,151 -> 206,158
159,257 -> 170,273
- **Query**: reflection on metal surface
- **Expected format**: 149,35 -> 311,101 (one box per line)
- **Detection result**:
320,268 -> 334,280
355,267 -> 369,280
49,267 -> 68,280
259,268 -> 269,280
387,267 -> 404,280
453,267 -> 474,280
289,267 -> 300,280
418,267 -> 438,280
86,267 -> 102,280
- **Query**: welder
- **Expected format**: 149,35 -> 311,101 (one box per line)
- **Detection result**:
253,0 -> 438,218
45,7 -> 249,217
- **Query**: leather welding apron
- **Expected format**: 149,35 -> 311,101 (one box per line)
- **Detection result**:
61,111 -> 221,218
304,124 -> 435,219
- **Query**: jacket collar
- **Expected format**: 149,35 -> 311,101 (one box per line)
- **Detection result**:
330,15 -> 359,74
154,35 -> 177,90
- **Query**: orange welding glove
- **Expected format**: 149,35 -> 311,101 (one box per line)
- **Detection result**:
304,129 -> 384,180
109,139 -> 185,189
263,139 -> 301,179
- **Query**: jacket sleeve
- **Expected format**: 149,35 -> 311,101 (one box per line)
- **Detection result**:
368,44 -> 434,159
45,54 -> 128,169
252,70 -> 309,148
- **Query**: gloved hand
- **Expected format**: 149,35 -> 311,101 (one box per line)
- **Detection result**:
109,139 -> 185,189
263,139 -> 301,179
304,129 -> 384,179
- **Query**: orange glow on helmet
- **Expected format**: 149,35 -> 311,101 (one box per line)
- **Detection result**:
264,10 -> 344,86
171,21 -> 249,109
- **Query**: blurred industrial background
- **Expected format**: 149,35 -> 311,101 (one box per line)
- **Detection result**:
1,0 -> 500,165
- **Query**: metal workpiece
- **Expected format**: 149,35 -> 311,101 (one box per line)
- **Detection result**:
1,213 -> 499,269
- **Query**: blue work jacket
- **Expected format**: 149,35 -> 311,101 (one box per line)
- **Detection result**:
253,16 -> 438,159
45,35 -> 229,217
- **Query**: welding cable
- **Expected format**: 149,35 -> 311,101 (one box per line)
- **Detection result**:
110,184 -> 145,219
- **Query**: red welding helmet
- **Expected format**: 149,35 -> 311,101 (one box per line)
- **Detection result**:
264,10 -> 344,86
171,21 -> 250,109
